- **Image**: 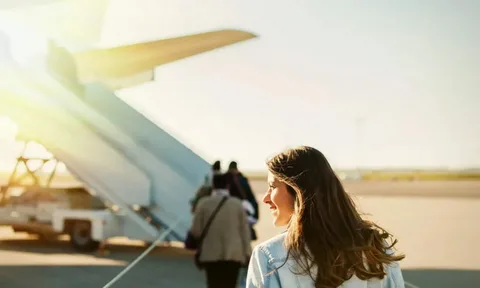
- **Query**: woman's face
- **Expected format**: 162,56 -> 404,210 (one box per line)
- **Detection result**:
263,171 -> 295,227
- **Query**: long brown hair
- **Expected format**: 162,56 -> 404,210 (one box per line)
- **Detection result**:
266,146 -> 405,288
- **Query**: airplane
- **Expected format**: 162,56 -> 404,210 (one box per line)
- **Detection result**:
0,0 -> 259,251
0,0 -> 258,90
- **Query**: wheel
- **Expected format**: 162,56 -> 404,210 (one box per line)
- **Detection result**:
69,220 -> 100,252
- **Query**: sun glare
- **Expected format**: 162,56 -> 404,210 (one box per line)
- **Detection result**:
0,21 -> 47,64
0,117 -> 68,175
22,141 -> 53,159
0,116 -> 17,139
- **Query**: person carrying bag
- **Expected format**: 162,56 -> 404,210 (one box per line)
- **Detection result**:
188,173 -> 252,288
187,196 -> 228,269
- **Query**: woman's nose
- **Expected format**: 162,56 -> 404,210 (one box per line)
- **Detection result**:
262,191 -> 271,204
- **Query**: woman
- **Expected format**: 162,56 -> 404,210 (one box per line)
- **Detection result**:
246,146 -> 405,288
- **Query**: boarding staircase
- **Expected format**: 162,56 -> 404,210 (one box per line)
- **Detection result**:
0,45 -> 210,242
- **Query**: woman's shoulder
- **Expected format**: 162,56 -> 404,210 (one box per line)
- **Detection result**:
247,234 -> 288,287
253,233 -> 288,265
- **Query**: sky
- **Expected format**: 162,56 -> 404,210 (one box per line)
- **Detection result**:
1,0 -> 480,171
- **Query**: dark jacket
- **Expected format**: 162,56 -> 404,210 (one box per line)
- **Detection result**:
226,172 -> 259,221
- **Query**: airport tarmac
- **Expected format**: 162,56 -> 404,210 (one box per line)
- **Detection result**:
0,180 -> 479,288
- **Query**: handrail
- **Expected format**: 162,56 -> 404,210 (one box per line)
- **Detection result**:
102,216 -> 184,288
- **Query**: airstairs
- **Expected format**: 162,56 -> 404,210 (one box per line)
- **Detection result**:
0,53 -> 209,243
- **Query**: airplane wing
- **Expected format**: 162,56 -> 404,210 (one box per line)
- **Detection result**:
73,29 -> 258,90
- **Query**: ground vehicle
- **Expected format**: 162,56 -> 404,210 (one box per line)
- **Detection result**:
0,151 -> 125,251
0,184 -> 114,251
0,146 -> 191,252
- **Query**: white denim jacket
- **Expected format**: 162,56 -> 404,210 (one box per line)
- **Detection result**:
246,233 -> 405,288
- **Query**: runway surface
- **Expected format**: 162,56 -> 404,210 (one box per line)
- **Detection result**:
0,180 -> 479,287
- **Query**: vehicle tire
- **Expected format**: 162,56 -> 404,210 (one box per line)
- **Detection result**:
69,220 -> 100,252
